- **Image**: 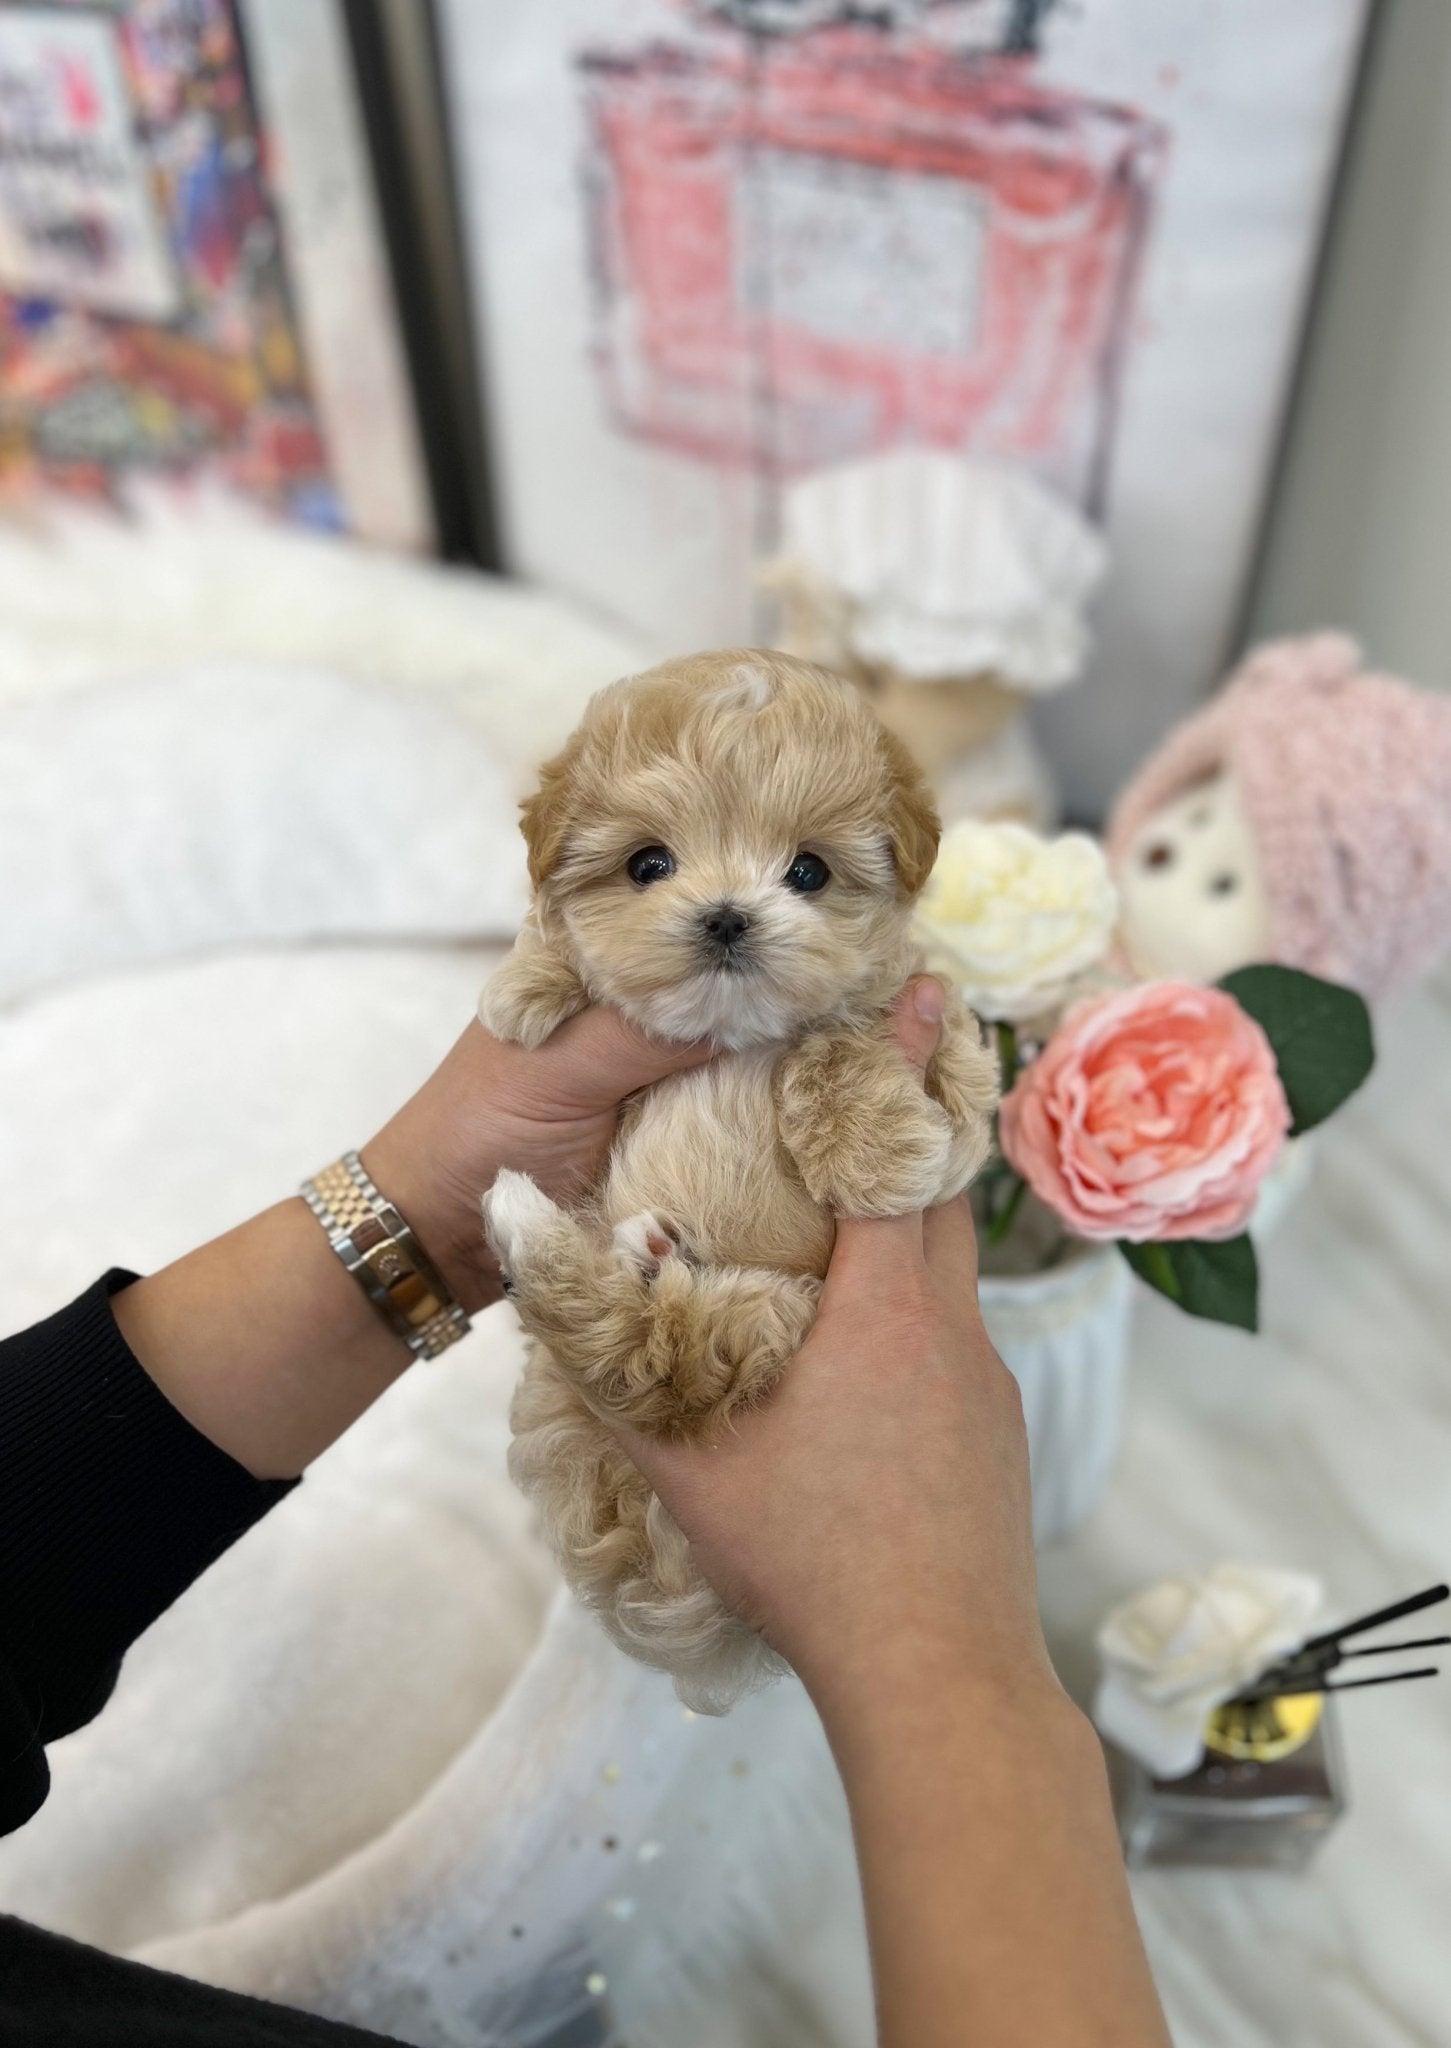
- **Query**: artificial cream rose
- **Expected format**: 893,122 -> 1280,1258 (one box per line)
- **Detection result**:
999,981 -> 1291,1242
1093,1565 -> 1324,1779
914,821 -> 1118,1024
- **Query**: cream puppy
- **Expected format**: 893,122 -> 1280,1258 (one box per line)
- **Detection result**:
481,650 -> 997,1710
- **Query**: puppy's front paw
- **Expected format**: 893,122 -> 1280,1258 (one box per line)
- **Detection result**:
927,998 -> 1001,1200
478,937 -> 588,1050
818,1098 -> 953,1218
776,1033 -> 954,1218
483,1169 -> 563,1291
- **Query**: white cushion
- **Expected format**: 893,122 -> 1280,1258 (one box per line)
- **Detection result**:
0,662 -> 530,1006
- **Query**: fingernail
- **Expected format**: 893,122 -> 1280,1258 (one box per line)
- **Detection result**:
913,977 -> 945,1025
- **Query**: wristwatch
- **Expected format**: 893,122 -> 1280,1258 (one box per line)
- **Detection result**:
301,1151 -> 470,1360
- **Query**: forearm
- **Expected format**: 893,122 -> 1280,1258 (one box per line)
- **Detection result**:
110,1027 -> 516,1481
107,1008 -> 709,1483
112,1198 -> 419,1485
820,1663 -> 1171,2048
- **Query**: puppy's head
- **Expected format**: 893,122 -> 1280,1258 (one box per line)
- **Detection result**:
520,649 -> 939,1046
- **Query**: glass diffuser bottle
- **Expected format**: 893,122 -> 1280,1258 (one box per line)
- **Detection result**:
1115,1692 -> 1346,1872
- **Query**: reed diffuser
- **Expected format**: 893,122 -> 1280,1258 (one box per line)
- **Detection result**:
1096,1572 -> 1447,1870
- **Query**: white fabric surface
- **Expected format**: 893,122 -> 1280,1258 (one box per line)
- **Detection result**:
0,487 -> 646,765
0,664 -> 530,1006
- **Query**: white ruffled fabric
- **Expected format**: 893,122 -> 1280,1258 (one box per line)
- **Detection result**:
772,450 -> 1108,689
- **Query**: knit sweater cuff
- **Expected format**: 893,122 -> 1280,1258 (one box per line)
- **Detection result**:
0,1272 -> 297,1740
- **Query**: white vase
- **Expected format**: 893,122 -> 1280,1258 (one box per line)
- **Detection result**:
979,1246 -> 1135,1545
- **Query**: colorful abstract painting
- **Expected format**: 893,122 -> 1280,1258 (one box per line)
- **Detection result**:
0,7 -> 179,319
0,0 -> 432,547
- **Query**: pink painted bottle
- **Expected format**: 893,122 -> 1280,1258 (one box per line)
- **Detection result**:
578,0 -> 1167,511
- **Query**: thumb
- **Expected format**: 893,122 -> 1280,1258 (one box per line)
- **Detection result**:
893,975 -> 945,1079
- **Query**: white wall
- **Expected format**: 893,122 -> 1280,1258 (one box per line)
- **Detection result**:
1249,0 -> 1451,688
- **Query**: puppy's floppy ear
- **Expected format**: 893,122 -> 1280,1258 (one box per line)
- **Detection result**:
519,737 -> 581,889
879,727 -> 941,896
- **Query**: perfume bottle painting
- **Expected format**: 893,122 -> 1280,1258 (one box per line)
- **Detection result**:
578,0 -> 1167,510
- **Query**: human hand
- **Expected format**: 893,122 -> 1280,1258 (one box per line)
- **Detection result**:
364,1008 -> 714,1313
616,980 -> 1059,1730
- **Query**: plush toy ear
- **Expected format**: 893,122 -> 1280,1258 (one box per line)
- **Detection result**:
519,739 -> 580,889
879,728 -> 941,896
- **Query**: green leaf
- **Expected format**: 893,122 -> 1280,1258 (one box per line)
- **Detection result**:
1120,1235 -> 1259,1331
985,1172 -> 1029,1247
995,1020 -> 1020,1090
1218,964 -> 1374,1135
1122,1238 -> 1181,1300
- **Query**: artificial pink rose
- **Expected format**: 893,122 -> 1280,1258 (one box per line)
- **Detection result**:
999,982 -> 1291,1243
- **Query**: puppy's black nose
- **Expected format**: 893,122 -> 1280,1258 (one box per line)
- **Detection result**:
699,903 -> 750,948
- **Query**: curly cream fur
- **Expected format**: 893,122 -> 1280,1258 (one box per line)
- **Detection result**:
481,650 -> 998,1711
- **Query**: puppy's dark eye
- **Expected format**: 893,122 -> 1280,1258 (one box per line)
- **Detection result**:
784,852 -> 830,894
627,845 -> 675,886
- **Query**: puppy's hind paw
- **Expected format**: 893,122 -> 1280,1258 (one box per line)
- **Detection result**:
612,1210 -> 682,1281
483,1169 -> 563,1291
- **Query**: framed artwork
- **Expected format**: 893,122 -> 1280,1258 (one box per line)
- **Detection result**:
0,0 -> 444,551
440,0 -> 1371,814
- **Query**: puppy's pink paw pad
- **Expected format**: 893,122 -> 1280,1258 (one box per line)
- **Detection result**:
612,1211 -> 681,1279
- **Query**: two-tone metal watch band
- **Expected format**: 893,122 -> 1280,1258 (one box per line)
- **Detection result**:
301,1151 -> 470,1360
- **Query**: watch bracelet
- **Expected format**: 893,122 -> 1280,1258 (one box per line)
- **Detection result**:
301,1151 -> 469,1360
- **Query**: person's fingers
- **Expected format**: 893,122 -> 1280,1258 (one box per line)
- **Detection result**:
922,1191 -> 980,1291
535,1004 -> 716,1108
891,975 -> 945,1079
825,1209 -> 925,1297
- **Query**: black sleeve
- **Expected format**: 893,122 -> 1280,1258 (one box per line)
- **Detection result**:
0,1916 -> 405,2046
1,1274 -> 297,1837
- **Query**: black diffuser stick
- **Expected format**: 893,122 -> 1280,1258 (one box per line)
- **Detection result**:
1300,1583 -> 1449,1655
1340,1635 -> 1451,1661
1246,1665 -> 1440,1704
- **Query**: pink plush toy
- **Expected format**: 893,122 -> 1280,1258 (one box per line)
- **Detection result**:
1106,633 -> 1451,1002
